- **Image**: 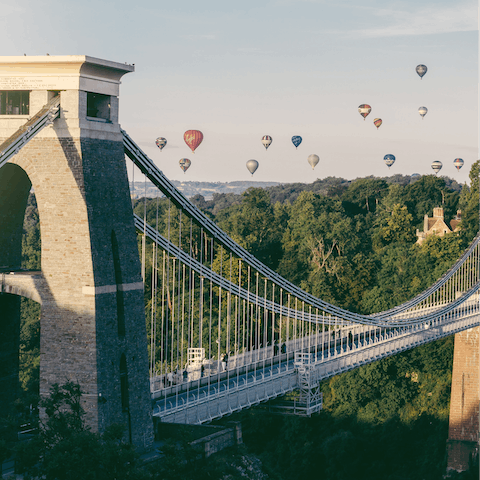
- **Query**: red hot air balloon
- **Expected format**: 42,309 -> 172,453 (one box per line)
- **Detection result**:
374,118 -> 382,129
184,130 -> 204,153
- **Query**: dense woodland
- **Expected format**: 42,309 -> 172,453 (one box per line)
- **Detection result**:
5,165 -> 480,479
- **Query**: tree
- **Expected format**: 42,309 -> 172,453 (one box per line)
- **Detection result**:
376,204 -> 415,246
217,188 -> 283,269
16,382 -> 147,480
459,160 -> 480,242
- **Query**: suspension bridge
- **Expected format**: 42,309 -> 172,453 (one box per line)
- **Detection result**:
0,56 -> 477,471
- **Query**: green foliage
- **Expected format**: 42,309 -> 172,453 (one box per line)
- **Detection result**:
216,188 -> 283,268
22,192 -> 41,270
17,167 -> 478,479
459,160 -> 479,241
237,337 -> 454,480
15,382 -> 147,480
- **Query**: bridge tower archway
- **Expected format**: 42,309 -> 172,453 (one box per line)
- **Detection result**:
0,163 -> 33,416
0,56 -> 153,450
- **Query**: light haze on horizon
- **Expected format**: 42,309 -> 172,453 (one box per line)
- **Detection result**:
2,0 -> 478,185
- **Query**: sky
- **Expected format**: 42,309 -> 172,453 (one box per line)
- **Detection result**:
2,0 -> 478,185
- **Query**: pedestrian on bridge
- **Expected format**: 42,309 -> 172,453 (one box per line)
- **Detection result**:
221,354 -> 227,372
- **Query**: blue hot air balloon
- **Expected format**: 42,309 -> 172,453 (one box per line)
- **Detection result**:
416,64 -> 427,79
384,154 -> 395,169
292,136 -> 302,149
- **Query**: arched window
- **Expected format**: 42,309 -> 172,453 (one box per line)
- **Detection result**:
111,230 -> 125,337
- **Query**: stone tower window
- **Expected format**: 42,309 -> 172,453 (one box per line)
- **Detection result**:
0,91 -> 29,115
86,92 -> 111,121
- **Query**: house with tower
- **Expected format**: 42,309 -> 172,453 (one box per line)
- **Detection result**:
416,207 -> 461,244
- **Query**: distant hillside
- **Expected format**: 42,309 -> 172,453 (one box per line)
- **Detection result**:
130,180 -> 281,200
131,174 -> 463,203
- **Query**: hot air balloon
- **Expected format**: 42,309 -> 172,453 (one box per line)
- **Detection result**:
179,158 -> 191,173
416,64 -> 427,79
418,106 -> 428,119
358,104 -> 371,120
292,136 -> 302,149
307,154 -> 319,170
155,137 -> 167,151
431,160 -> 442,175
184,130 -> 203,153
453,158 -> 464,171
374,118 -> 382,129
411,173 -> 421,180
246,159 -> 259,175
384,154 -> 395,168
262,135 -> 272,150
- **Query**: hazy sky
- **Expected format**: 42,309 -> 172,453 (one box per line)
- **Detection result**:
2,0 -> 478,184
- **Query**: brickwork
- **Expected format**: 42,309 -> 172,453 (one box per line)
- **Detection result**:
446,327 -> 479,472
0,128 -> 153,450
0,56 -> 153,449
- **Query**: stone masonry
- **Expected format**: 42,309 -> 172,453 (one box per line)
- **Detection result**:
0,56 -> 153,449
446,327 -> 479,472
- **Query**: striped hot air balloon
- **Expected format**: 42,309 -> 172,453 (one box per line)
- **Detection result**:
358,104 -> 371,120
184,130 -> 203,153
418,106 -> 428,119
261,135 -> 272,150
374,118 -> 382,129
431,160 -> 442,175
453,158 -> 464,171
179,158 -> 191,173
155,137 -> 167,151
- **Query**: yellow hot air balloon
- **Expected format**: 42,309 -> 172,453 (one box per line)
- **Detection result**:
307,154 -> 319,170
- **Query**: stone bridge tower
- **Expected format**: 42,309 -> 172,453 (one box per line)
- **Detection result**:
0,56 -> 153,449
446,328 -> 479,472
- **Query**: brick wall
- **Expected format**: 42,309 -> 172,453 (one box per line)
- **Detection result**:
1,134 -> 153,450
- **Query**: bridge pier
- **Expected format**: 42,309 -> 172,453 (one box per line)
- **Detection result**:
0,56 -> 153,450
446,327 -> 479,472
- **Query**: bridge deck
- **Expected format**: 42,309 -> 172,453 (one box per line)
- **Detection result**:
153,310 -> 479,424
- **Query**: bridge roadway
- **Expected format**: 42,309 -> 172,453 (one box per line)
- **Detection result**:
152,307 -> 480,424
